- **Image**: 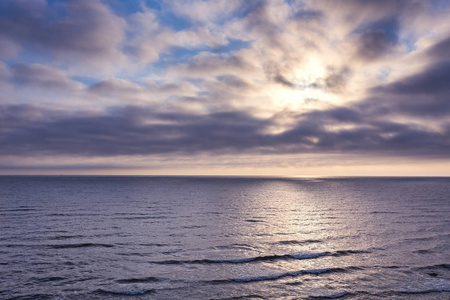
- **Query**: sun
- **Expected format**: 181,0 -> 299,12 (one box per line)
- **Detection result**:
264,56 -> 342,113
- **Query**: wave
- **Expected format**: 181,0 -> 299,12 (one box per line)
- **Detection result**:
414,264 -> 450,277
375,265 -> 402,269
49,243 -> 114,249
355,288 -> 450,298
47,235 -> 85,240
34,276 -> 66,283
116,277 -> 159,284
211,267 -> 360,284
212,295 -> 265,300
3,208 -> 37,212
213,243 -> 256,251
275,239 -> 322,245
47,213 -> 74,216
329,250 -> 370,256
6,293 -> 53,299
412,249 -> 432,254
121,216 -> 168,220
150,252 -> 328,265
138,242 -> 170,247
370,211 -> 399,214
3,243 -> 114,249
149,249 -> 369,265
96,288 -> 154,296
117,215 -> 169,220
416,264 -> 450,270
405,233 -> 450,242
399,288 -> 450,294
306,291 -> 350,299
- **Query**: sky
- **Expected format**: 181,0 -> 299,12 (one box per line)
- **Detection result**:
1,0 -> 450,176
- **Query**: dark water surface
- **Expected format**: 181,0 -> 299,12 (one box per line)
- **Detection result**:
1,176 -> 449,299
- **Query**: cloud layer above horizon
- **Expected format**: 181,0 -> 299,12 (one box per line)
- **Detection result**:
1,0 -> 450,174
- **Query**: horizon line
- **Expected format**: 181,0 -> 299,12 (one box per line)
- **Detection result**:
1,174 -> 449,178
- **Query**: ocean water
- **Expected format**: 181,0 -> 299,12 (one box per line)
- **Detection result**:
0,176 -> 449,300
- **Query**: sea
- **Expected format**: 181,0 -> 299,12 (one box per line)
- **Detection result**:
0,176 -> 449,299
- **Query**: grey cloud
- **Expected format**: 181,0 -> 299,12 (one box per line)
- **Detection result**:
0,105 -> 268,156
319,107 -> 361,123
368,32 -> 450,118
370,60 -> 450,118
0,0 -> 126,70
1,102 -> 449,159
316,0 -> 408,21
377,61 -> 450,95
243,1 -> 295,51
216,75 -> 251,89
169,52 -> 254,78
324,67 -> 351,92
89,79 -> 197,101
277,115 -> 449,157
0,62 -> 9,81
11,63 -> 83,90
291,9 -> 322,21
90,79 -> 141,95
425,35 -> 450,61
0,36 -> 21,59
355,30 -> 392,61
163,0 -> 251,25
352,13 -> 400,62
273,67 -> 351,92
274,74 -> 296,88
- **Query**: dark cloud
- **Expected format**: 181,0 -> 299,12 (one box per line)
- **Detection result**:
88,78 -> 197,102
316,1 -> 404,62
367,31 -> 450,118
274,74 -> 296,88
168,52 -> 256,79
11,63 -> 82,90
276,113 -> 449,157
425,35 -> 450,61
273,67 -> 351,92
0,105 -> 267,156
0,0 -> 125,69
355,29 -> 392,61
357,16 -> 399,43
1,102 -> 449,159
376,61 -> 450,95
291,9 -> 322,21
0,62 -> 9,81
244,1 -> 306,51
324,67 -> 351,92
216,75 -> 251,89
370,58 -> 450,117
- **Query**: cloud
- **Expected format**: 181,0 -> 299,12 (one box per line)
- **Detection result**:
0,36 -> 21,59
425,35 -> 450,61
163,0 -> 247,24
89,78 -> 198,103
0,0 -> 127,73
1,101 -> 449,161
168,52 -> 256,78
376,61 -> 450,96
11,63 -> 84,91
355,29 -> 393,61
370,33 -> 450,118
126,7 -> 231,66
1,0 -> 450,173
